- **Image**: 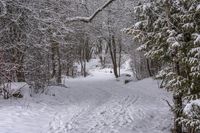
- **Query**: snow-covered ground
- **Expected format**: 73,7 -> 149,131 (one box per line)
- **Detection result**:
0,69 -> 172,133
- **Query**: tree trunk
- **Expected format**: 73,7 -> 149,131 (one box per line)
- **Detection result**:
146,59 -> 153,77
13,48 -> 25,82
56,44 -> 62,84
51,43 -> 62,84
16,66 -> 25,82
173,93 -> 183,133
108,36 -> 118,78
173,61 -> 183,133
51,44 -> 56,78
118,43 -> 122,77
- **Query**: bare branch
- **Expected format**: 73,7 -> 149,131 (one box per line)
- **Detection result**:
163,99 -> 174,111
65,0 -> 116,23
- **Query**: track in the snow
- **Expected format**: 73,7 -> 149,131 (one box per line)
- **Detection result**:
0,72 -> 172,133
49,76 -> 172,133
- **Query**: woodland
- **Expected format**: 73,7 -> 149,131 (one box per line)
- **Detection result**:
0,0 -> 200,133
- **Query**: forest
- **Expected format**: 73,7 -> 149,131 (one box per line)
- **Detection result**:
0,0 -> 200,133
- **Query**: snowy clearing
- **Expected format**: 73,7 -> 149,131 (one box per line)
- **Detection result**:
0,70 -> 172,133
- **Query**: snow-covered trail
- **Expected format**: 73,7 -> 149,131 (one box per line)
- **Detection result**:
0,70 -> 172,133
63,71 -> 172,133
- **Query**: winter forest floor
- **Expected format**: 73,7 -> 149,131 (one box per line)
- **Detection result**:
0,69 -> 172,133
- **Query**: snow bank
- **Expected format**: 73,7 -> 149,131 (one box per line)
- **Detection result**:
2,82 -> 28,92
184,99 -> 200,117
0,82 -> 29,98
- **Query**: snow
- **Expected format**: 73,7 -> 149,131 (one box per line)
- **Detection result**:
1,82 -> 27,90
196,4 -> 200,11
184,99 -> 200,117
172,41 -> 180,48
194,34 -> 200,45
134,21 -> 143,28
0,68 -> 172,133
182,23 -> 194,29
1,82 -> 28,96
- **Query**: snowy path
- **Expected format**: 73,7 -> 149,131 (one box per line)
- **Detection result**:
0,71 -> 172,133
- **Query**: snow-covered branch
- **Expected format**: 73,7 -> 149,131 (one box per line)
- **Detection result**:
0,0 -> 7,17
65,0 -> 116,23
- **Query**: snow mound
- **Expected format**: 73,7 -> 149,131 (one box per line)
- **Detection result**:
184,99 -> 200,117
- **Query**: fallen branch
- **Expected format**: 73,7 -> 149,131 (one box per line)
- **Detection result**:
163,98 -> 174,111
65,0 -> 116,23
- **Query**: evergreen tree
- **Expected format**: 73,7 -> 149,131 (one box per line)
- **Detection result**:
125,0 -> 200,132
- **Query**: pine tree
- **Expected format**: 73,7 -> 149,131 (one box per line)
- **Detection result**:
125,0 -> 200,132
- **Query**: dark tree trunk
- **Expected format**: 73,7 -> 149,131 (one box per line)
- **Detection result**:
173,61 -> 183,133
56,44 -> 62,84
13,49 -> 25,82
51,43 -> 62,84
146,59 -> 153,77
108,36 -> 118,78
51,44 -> 56,78
173,93 -> 183,133
16,67 -> 25,82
